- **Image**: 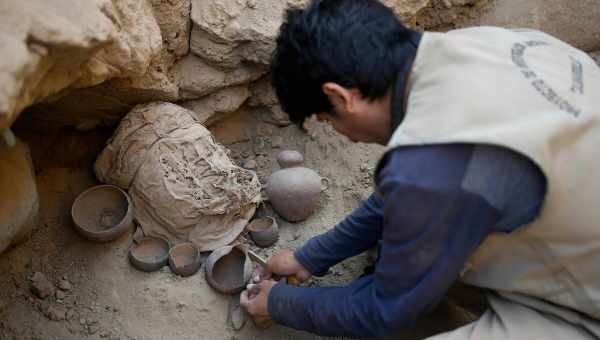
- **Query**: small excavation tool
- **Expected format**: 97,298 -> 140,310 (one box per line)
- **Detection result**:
247,249 -> 300,286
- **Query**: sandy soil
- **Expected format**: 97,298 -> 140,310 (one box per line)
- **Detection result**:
0,107 -> 471,340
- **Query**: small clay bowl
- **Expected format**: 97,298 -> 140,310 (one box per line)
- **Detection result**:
205,246 -> 253,295
276,150 -> 304,169
248,217 -> 279,248
71,185 -> 133,242
128,237 -> 170,272
168,242 -> 202,277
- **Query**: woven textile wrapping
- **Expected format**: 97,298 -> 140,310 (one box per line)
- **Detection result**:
95,102 -> 261,251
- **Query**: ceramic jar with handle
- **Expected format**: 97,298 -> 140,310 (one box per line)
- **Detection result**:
266,150 -> 328,222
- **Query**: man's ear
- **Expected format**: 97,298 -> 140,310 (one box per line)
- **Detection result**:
322,82 -> 353,113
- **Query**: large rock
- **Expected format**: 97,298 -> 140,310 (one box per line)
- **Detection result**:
173,55 -> 266,99
73,0 -> 163,89
190,0 -> 308,68
15,0 -> 190,131
0,131 -> 39,254
95,102 -> 262,251
148,0 -> 192,60
248,77 -> 292,126
463,0 -> 600,51
181,85 -> 250,125
248,76 -> 277,108
0,0 -> 111,129
0,0 -> 163,130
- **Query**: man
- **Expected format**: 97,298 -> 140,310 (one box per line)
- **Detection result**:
240,0 -> 600,338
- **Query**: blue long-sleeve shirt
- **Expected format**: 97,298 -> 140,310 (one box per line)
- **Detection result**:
267,143 -> 546,338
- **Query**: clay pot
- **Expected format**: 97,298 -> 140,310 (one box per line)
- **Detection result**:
168,242 -> 202,277
71,185 -> 133,242
128,237 -> 170,272
276,150 -> 304,168
204,246 -> 253,295
266,166 -> 327,222
248,217 -> 278,248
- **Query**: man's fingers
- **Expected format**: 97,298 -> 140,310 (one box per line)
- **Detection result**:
258,279 -> 276,290
240,290 -> 250,308
261,269 -> 272,281
251,265 -> 264,283
246,283 -> 261,297
296,269 -> 311,282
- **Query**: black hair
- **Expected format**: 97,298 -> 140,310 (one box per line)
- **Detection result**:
271,0 -> 417,124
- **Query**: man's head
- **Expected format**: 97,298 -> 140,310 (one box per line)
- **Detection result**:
271,0 -> 415,144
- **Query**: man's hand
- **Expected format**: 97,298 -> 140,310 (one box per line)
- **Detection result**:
240,280 -> 277,329
261,250 -> 312,282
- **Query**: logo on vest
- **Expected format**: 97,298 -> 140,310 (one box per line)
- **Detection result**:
511,41 -> 583,117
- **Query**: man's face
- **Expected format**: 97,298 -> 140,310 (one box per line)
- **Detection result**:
318,83 -> 392,145
315,97 -> 392,145
316,110 -> 373,143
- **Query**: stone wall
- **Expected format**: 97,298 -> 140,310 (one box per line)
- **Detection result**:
0,0 -> 599,254
0,133 -> 39,253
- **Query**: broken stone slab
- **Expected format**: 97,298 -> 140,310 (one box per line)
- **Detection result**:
248,76 -> 278,108
30,272 -> 55,299
189,0 -> 299,67
248,76 -> 293,126
248,77 -> 292,126
180,85 -> 250,126
173,55 -> 266,100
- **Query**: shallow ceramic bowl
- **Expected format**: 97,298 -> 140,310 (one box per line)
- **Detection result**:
71,185 -> 133,242
205,246 -> 253,295
248,217 -> 279,248
168,242 -> 202,277
128,237 -> 170,272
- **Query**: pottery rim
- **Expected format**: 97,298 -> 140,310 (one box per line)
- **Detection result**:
71,184 -> 133,242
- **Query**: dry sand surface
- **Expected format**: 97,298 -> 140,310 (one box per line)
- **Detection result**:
0,108 -> 474,339
0,110 -> 380,340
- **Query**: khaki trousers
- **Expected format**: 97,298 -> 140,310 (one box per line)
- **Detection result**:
427,293 -> 600,340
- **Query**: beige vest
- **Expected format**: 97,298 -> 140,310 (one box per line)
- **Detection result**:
386,27 -> 600,319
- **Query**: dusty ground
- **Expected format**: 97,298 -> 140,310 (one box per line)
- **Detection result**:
0,107 -> 376,340
0,107 -> 475,340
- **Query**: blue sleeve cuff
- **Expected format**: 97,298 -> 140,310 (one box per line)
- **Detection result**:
267,282 -> 306,326
294,247 -> 329,277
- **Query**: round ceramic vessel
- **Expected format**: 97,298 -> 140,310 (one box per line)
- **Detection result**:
71,185 -> 133,242
168,242 -> 202,277
266,167 -> 323,222
276,150 -> 304,169
128,237 -> 170,272
248,217 -> 279,248
204,246 -> 253,295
